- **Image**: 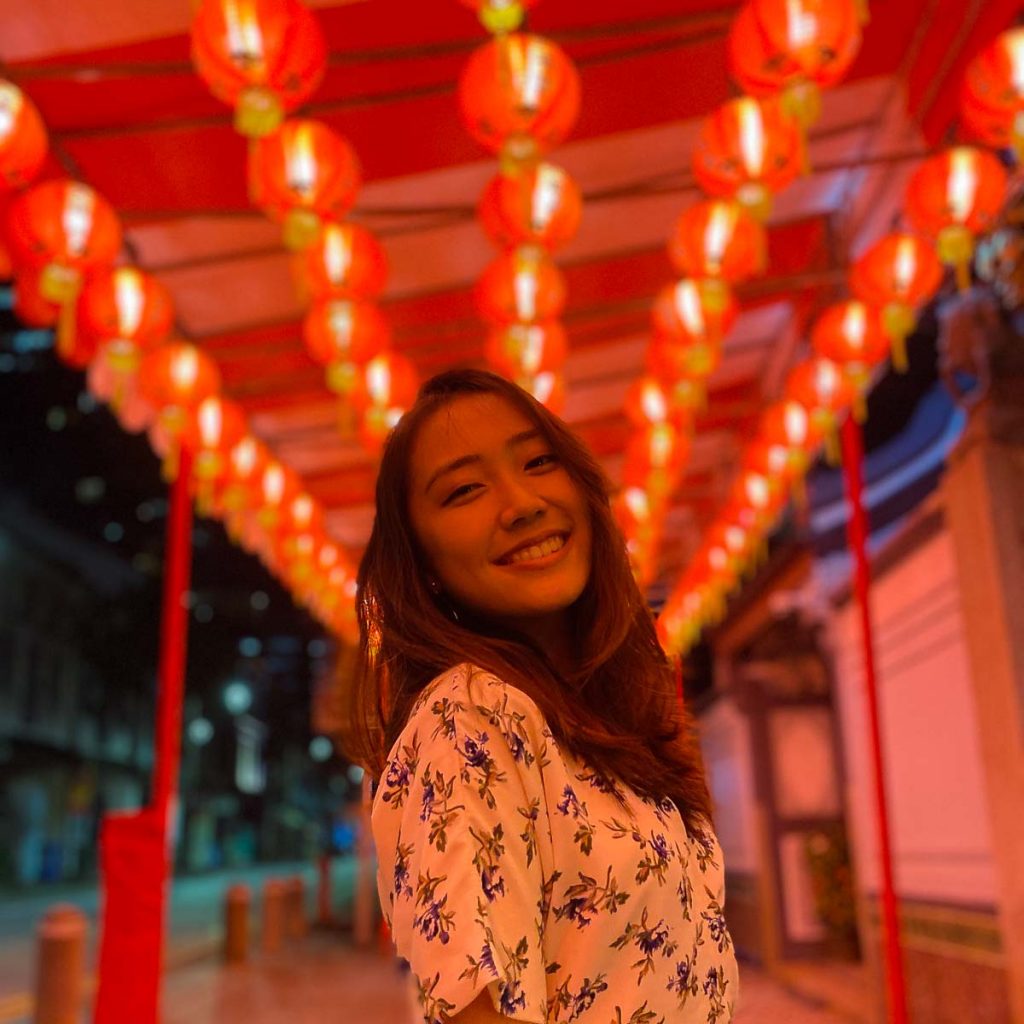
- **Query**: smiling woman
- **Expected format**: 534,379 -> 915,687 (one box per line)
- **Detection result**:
350,369 -> 737,1024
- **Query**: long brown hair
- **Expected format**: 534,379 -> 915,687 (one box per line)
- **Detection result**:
347,369 -> 713,831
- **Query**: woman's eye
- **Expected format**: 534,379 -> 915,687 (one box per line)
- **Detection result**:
443,483 -> 479,505
526,453 -> 558,470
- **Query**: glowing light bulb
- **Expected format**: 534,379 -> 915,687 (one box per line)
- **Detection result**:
114,268 -> 144,337
225,0 -> 265,66
286,122 -> 318,197
704,203 -> 737,273
785,0 -> 818,49
170,347 -> 199,392
947,148 -> 979,224
530,164 -> 564,232
674,280 -> 706,335
0,84 -> 23,142
737,98 -> 766,178
197,397 -> 223,446
63,184 -> 95,258
893,236 -> 918,294
323,225 -> 353,284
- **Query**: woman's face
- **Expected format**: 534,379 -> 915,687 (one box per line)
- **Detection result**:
408,393 -> 592,641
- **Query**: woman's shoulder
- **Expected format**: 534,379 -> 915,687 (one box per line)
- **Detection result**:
408,661 -> 544,723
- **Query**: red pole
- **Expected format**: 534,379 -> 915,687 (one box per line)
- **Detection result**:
94,447 -> 194,1024
153,444 -> 195,824
839,416 -> 909,1024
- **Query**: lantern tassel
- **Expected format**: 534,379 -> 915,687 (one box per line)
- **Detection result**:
853,391 -> 868,424
824,426 -> 841,466
161,440 -> 181,484
954,258 -> 971,294
890,331 -> 908,374
56,299 -> 77,364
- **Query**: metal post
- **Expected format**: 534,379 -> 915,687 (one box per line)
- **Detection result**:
839,415 -> 908,1024
33,905 -> 86,1024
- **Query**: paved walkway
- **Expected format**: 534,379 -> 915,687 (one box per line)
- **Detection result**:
160,933 -> 867,1024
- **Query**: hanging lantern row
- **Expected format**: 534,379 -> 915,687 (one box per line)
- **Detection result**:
655,3 -> 1024,652
456,10 -> 583,413
190,0 -> 420,456
615,199 -> 767,585
618,0 -> 871,592
0,73 -> 358,638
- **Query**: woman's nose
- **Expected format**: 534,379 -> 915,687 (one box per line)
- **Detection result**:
496,475 -> 546,530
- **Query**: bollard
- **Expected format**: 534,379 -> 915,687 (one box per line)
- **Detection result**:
33,904 -> 86,1024
261,878 -> 286,954
223,884 -> 250,964
285,875 -> 307,939
317,854 -> 332,926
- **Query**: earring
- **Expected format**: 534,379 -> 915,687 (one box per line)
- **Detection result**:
427,577 -> 441,595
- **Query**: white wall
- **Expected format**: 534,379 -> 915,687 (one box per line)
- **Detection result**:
827,524 -> 998,905
700,696 -> 760,875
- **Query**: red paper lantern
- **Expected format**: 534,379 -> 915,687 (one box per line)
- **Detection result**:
726,468 -> 783,534
785,356 -> 855,459
849,232 -> 942,371
0,81 -> 47,190
303,298 -> 390,393
256,458 -> 301,529
76,267 -> 174,378
87,356 -> 154,433
191,0 -> 327,138
477,247 -> 567,324
622,422 -> 690,501
479,162 -> 582,252
459,34 -> 581,162
181,395 -> 248,481
249,120 -> 360,249
692,96 -> 802,219
352,351 -> 419,450
138,342 -> 221,477
137,343 -> 222,431
646,336 -> 723,412
459,0 -> 538,33
522,370 -> 565,413
216,434 -> 270,517
484,320 -> 567,378
810,300 -> 889,406
729,0 -> 862,131
759,398 -> 821,479
624,375 -> 694,432
668,200 -> 766,284
904,146 -> 1008,291
299,221 -> 387,302
7,181 -> 121,303
651,278 -> 738,344
960,27 -> 1024,160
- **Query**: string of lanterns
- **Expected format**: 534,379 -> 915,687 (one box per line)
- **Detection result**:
457,0 -> 582,412
0,9 -> 369,641
191,0 -> 420,457
615,0 -> 866,591
657,13 -> 1019,655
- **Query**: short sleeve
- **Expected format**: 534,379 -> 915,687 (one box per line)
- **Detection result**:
371,667 -> 551,1024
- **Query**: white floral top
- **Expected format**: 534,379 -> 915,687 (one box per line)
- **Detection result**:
371,663 -> 738,1024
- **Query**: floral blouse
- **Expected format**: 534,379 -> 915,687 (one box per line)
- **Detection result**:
371,663 -> 738,1024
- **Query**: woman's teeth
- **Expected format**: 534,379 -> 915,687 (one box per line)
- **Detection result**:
508,534 -> 565,565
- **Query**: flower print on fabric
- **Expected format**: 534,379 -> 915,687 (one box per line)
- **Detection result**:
371,663 -> 739,1024
556,784 -> 596,855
